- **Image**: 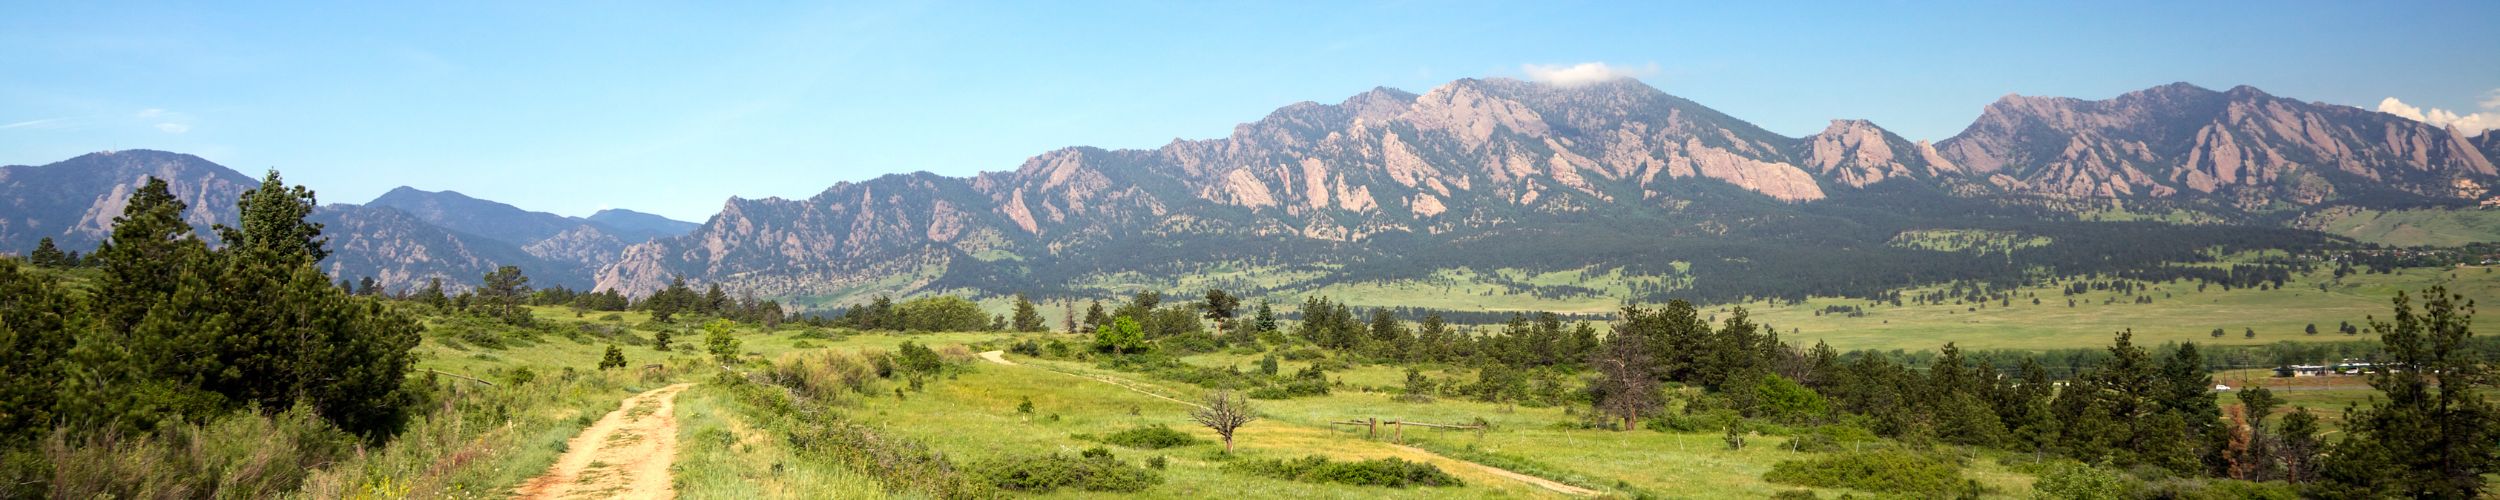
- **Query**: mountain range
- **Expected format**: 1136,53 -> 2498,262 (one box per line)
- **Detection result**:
0,150 -> 698,292
6,77 -> 2495,307
590,78 -> 2500,306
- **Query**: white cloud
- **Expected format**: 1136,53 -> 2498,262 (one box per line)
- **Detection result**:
1521,62 -> 1657,87
2378,95 -> 2500,135
0,117 -> 71,130
136,108 -> 166,119
155,122 -> 190,134
2482,89 -> 2500,112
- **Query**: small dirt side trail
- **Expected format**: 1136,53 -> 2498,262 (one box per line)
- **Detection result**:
514,383 -> 695,500
977,352 -> 1596,496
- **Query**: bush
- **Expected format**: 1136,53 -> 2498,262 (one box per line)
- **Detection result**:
1226,455 -> 1462,488
1102,424 -> 1202,450
970,450 -> 1162,493
2030,460 -> 2136,499
1762,451 -> 1979,497
41,405 -> 358,499
767,350 -> 881,401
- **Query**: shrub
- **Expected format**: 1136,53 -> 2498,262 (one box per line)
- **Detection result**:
970,450 -> 1162,493
767,350 -> 880,401
42,405 -> 357,499
2029,460 -> 2140,499
1226,456 -> 1462,488
1762,451 -> 1978,497
1102,424 -> 1202,450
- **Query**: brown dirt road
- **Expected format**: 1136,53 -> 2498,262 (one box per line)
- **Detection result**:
513,383 -> 695,500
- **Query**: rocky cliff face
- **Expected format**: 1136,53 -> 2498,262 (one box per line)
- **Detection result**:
595,79 -> 2500,300
1936,83 -> 2496,204
0,150 -> 255,252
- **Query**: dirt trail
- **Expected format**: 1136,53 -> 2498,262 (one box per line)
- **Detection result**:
514,383 -> 695,500
1391,444 -> 1600,496
977,352 -> 1594,496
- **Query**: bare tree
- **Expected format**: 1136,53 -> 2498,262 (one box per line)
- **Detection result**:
1590,308 -> 1660,430
1191,389 -> 1258,453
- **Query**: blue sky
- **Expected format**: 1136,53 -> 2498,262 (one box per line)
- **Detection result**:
4,1 -> 2496,222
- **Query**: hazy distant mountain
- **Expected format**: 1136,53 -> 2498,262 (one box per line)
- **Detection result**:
0,150 -> 255,252
367,187 -> 693,274
595,78 -> 2497,302
587,208 -> 700,241
0,150 -> 624,292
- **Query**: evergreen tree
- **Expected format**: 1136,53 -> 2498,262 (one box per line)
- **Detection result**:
1010,293 -> 1047,332
478,265 -> 532,324
0,260 -> 83,444
704,319 -> 741,363
1082,300 -> 1109,332
27,237 -> 67,268
2319,288 -> 2498,497
415,278 -> 449,308
1416,312 -> 1451,362
1253,300 -> 1278,334
701,283 -> 728,315
599,344 -> 627,370
1201,289 -> 1239,337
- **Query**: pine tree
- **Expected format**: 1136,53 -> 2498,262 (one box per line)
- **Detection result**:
479,265 -> 532,324
27,237 -> 67,268
1253,300 -> 1278,335
1011,293 -> 1047,332
0,260 -> 83,444
599,344 -> 627,370
1083,300 -> 1109,332
2319,288 -> 2498,497
1201,289 -> 1239,337
416,278 -> 449,308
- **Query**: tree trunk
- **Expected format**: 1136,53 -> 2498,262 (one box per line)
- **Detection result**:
1223,436 -> 1234,453
1623,415 -> 1634,431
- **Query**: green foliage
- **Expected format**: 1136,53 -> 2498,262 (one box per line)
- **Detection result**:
1093,316 -> 1148,355
2318,287 -> 2499,498
1009,293 -> 1047,332
62,174 -> 423,442
1761,451 -> 1979,497
2029,460 -> 2139,500
704,319 -> 740,363
891,295 -> 993,332
0,260 -> 82,445
893,341 -> 943,376
1101,424 -> 1201,450
970,449 -> 1162,493
476,266 -> 532,325
598,345 -> 626,370
1224,455 -> 1462,488
1743,373 -> 1827,424
39,405 -> 358,499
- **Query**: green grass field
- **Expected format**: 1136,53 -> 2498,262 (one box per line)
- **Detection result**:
1742,266 -> 2500,352
2301,207 -> 2500,247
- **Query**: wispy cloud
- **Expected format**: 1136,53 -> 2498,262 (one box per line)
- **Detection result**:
1521,62 -> 1659,87
135,108 -> 196,134
2377,92 -> 2500,135
0,117 -> 73,130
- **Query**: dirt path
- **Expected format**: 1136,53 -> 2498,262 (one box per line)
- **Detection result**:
1390,444 -> 1600,496
514,383 -> 695,500
984,353 -> 1594,496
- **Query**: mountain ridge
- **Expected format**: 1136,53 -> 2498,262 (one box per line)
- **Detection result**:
592,78 -> 2499,301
